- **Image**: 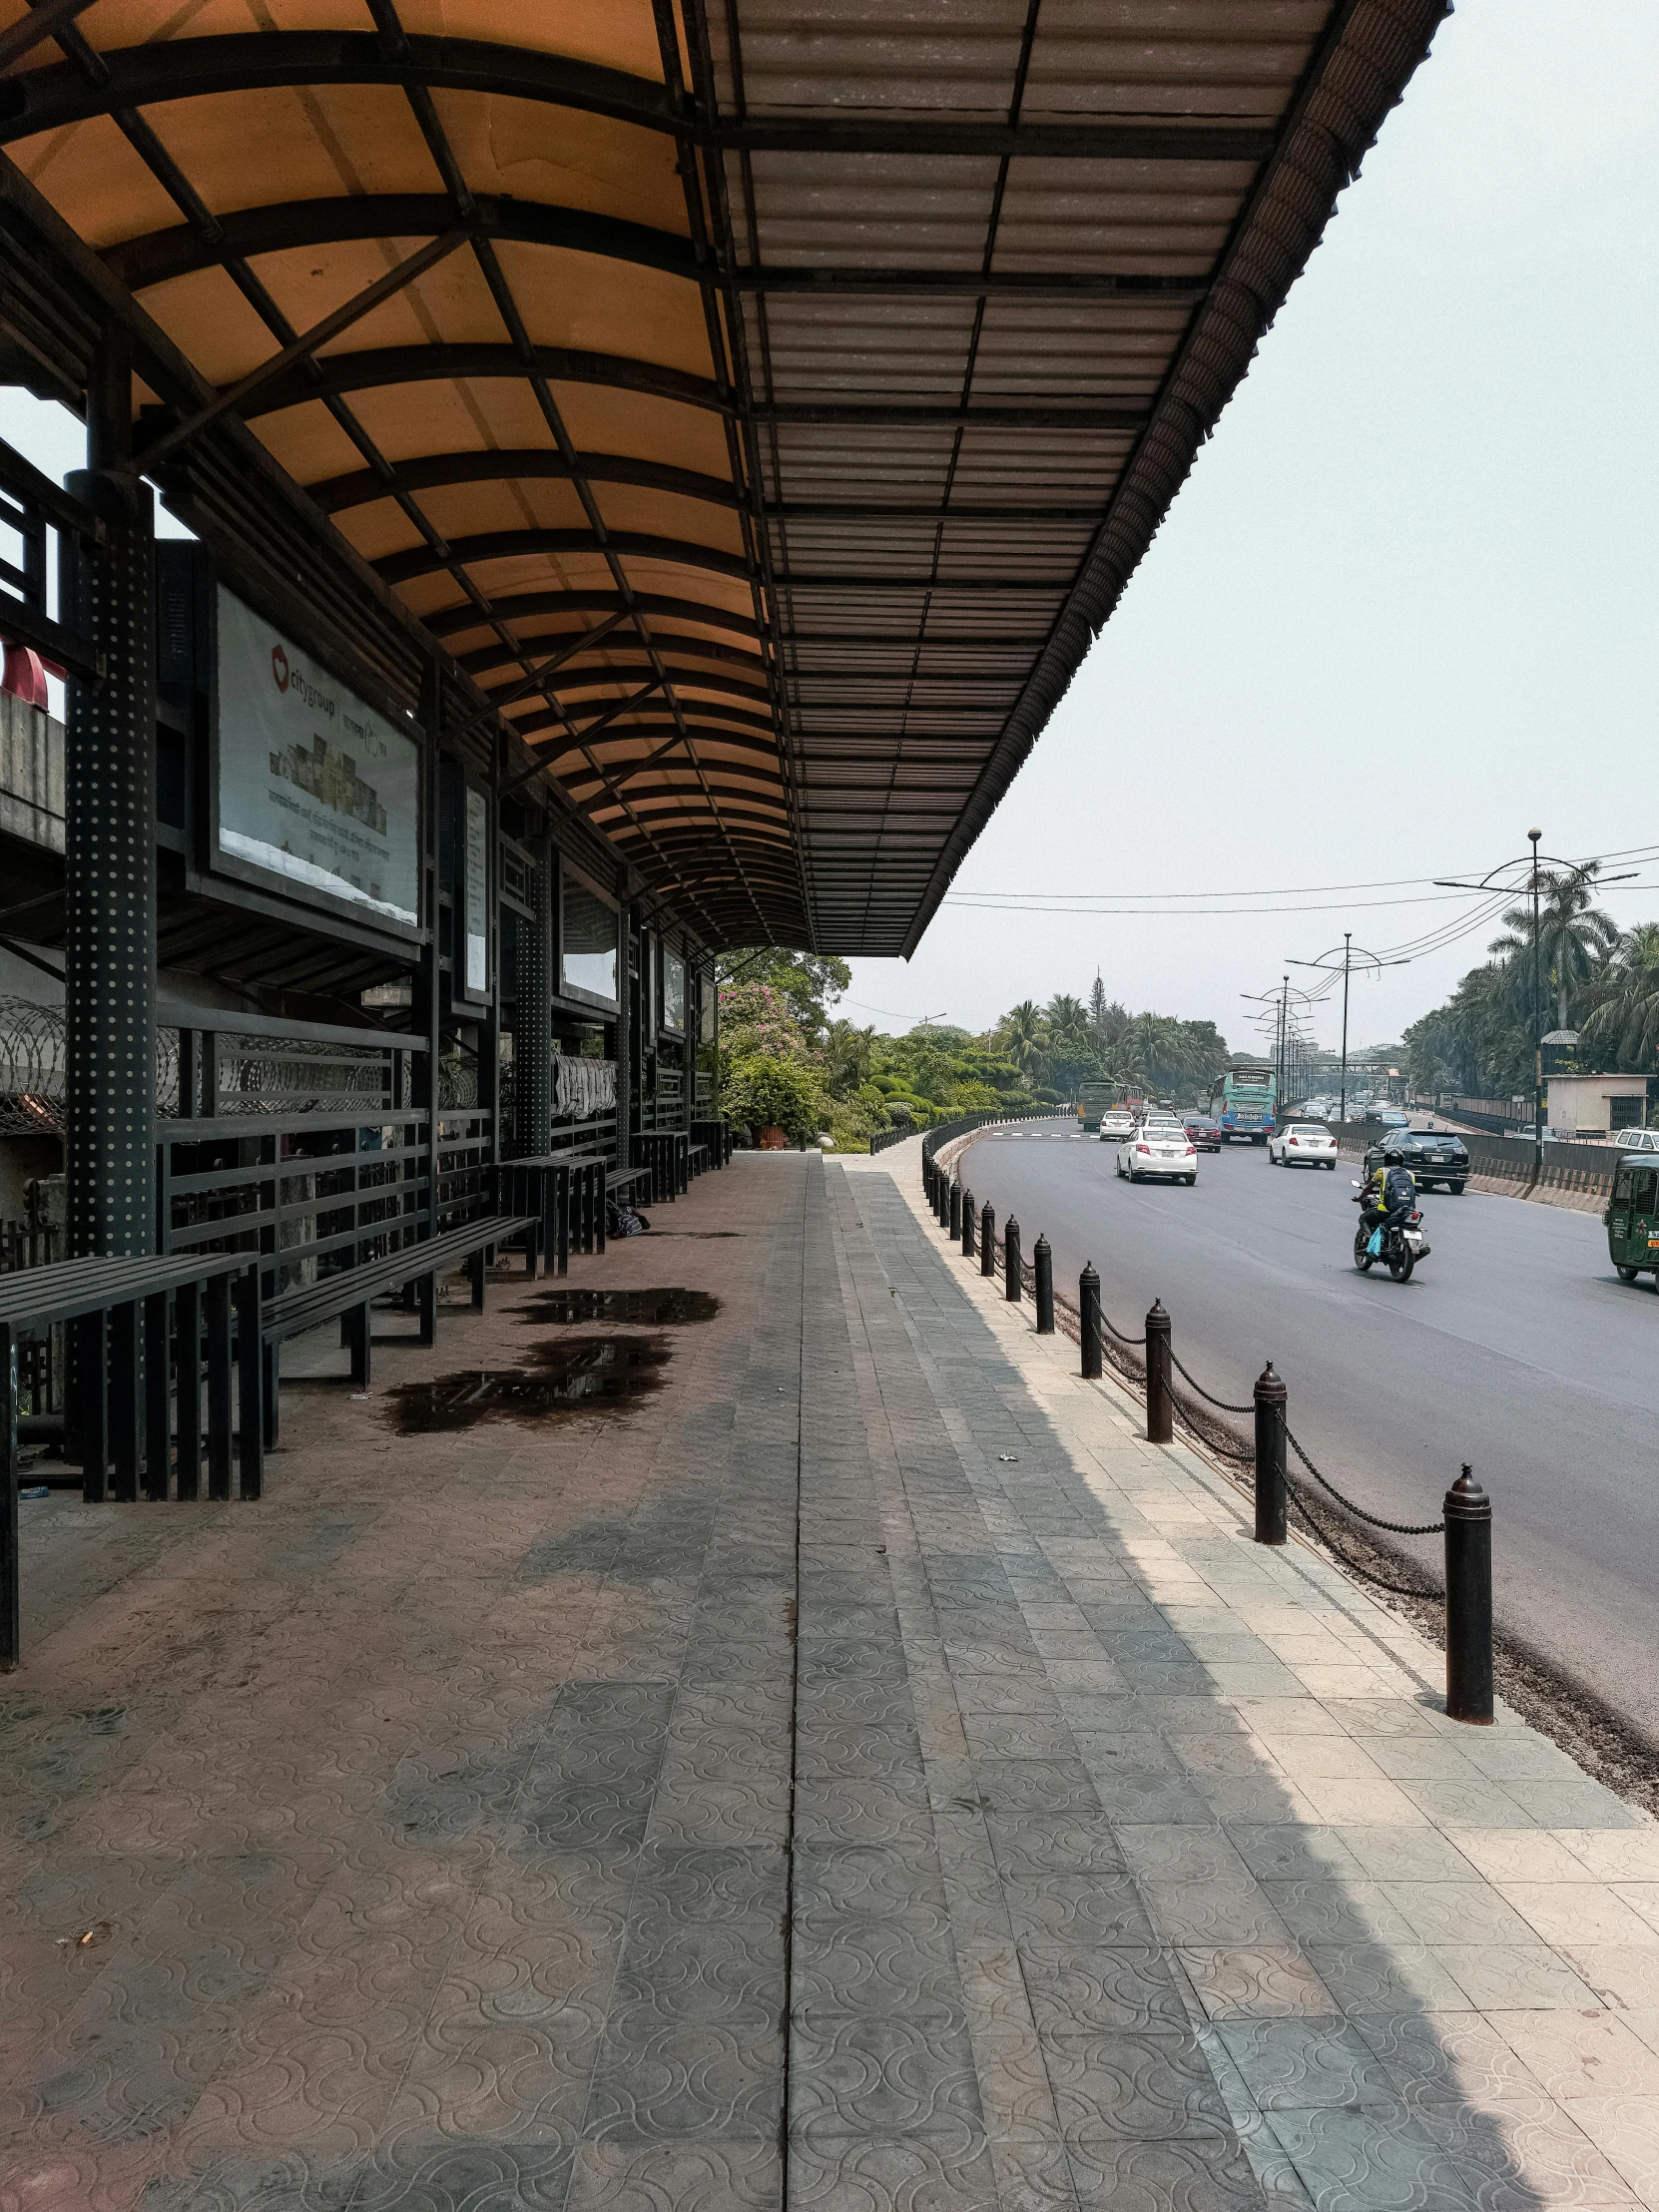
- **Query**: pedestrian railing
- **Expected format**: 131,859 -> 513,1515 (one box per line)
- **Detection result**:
878,1103 -> 1070,1159
923,1146 -> 1495,1725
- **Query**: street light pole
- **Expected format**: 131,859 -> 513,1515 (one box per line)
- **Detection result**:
1341,931 -> 1352,1126
1433,842 -> 1632,1166
1529,828 -> 1543,1181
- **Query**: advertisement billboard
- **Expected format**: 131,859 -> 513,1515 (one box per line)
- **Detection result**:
215,586 -> 420,927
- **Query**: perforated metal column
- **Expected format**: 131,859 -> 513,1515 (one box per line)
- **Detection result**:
517,841 -> 552,1156
63,463 -> 157,1258
614,896 -> 632,1169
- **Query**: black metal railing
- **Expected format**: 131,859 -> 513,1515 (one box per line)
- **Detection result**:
924,1144 -> 1495,1725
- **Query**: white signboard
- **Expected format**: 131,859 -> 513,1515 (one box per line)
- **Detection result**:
463,784 -> 489,997
216,586 -> 419,925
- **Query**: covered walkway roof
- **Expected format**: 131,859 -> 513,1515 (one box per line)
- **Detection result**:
0,0 -> 1443,952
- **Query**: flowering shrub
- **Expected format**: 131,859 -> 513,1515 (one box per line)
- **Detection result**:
722,1052 -> 825,1143
718,981 -> 811,1065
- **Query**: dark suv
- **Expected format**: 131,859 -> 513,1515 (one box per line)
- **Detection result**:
1362,1127 -> 1470,1193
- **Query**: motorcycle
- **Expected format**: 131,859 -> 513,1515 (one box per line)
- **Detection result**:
1351,1183 -> 1429,1283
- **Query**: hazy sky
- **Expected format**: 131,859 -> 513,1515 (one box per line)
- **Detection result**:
4,2 -> 1654,1058
840,0 -> 1659,1053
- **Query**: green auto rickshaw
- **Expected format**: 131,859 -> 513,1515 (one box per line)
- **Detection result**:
1604,1158 -> 1659,1285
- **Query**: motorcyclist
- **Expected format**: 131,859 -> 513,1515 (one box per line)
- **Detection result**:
1361,1159 -> 1418,1248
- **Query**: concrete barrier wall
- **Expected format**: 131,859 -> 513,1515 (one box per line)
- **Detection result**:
1335,1123 -> 1615,1200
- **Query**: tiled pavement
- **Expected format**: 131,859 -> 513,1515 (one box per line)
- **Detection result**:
2,1149 -> 1658,2209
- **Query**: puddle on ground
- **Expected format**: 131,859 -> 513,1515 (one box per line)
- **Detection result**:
385,1336 -> 671,1433
522,1287 -> 721,1326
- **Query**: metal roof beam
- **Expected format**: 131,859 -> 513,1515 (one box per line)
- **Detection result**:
105,194 -> 700,290
719,119 -> 1274,161
0,35 -> 673,141
136,229 -> 467,472
0,39 -> 1274,165
459,630 -> 764,681
759,403 -> 1149,429
442,609 -> 628,744
374,526 -> 752,588
238,342 -> 725,422
0,0 -> 99,75
311,447 -> 740,516
423,589 -> 761,644
733,270 -> 1205,300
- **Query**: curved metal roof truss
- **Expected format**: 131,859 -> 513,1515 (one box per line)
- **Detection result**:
0,0 -> 1445,951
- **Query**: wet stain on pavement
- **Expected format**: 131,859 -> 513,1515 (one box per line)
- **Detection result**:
522,1287 -> 721,1327
384,1337 -> 672,1433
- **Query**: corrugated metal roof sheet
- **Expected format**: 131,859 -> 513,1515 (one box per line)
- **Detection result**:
0,0 -> 1445,950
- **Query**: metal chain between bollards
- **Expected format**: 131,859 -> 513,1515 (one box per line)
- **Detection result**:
1279,1414 -> 1445,1537
1098,1307 -> 1146,1347
1167,1347 -> 1256,1415
1284,1479 -> 1444,1600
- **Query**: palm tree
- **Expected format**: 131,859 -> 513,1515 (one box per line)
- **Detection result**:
1488,863 -> 1620,1032
823,1020 -> 875,1096
999,1000 -> 1046,1084
1583,924 -> 1659,1067
1040,995 -> 1088,1098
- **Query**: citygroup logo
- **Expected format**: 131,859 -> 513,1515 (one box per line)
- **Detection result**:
272,644 -> 290,694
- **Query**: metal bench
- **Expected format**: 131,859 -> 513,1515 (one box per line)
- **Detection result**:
498,1154 -> 609,1275
606,1164 -> 653,1227
261,1211 -> 535,1443
635,1134 -> 688,1205
692,1117 -> 731,1168
1,1250 -> 260,1668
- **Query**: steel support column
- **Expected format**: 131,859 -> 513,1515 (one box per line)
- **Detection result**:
414,657 -> 443,1251
614,894 -> 633,1169
518,838 -> 554,1157
65,328 -> 158,1260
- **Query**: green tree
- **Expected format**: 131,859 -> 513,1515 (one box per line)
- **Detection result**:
1487,865 -> 1619,1033
997,1000 -> 1046,1084
1584,923 -> 1659,1067
716,949 -> 851,1040
722,1052 -> 826,1143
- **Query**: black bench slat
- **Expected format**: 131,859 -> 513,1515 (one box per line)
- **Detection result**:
264,1214 -> 535,1340
0,1252 -> 247,1331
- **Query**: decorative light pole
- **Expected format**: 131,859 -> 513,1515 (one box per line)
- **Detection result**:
1288,936 -> 1406,1126
1435,838 -> 1634,1183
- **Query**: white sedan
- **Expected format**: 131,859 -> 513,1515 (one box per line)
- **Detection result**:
1098,1108 -> 1136,1141
1117,1122 -> 1199,1185
1268,1123 -> 1339,1169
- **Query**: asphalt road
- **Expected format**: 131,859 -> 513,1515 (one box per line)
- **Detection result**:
956,1125 -> 1659,1741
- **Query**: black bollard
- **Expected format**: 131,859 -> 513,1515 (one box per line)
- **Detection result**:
1253,1362 -> 1287,1545
1079,1263 -> 1102,1379
1145,1298 -> 1172,1443
949,1181 -> 962,1240
936,1171 -> 948,1227
980,1202 -> 996,1278
1004,1216 -> 1022,1302
962,1190 -> 975,1258
1444,1465 -> 1493,1724
1034,1235 -> 1054,1334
